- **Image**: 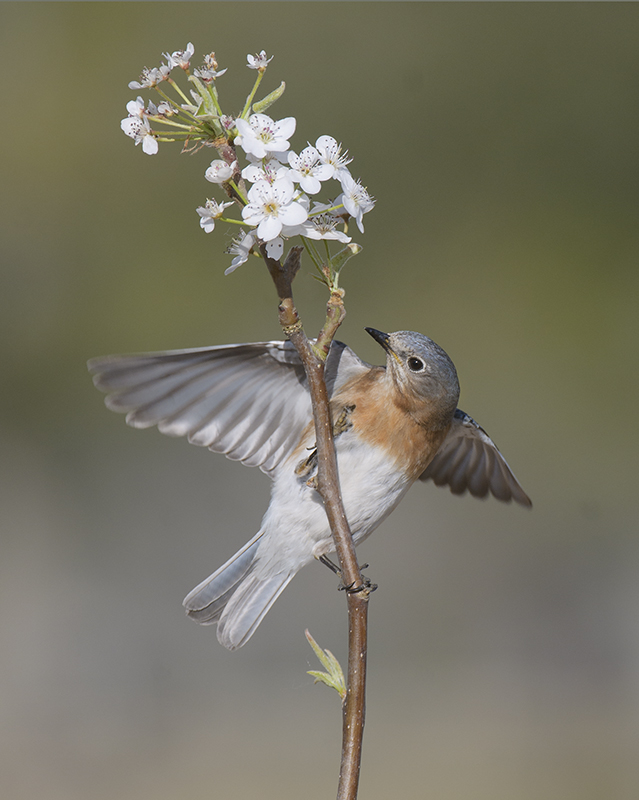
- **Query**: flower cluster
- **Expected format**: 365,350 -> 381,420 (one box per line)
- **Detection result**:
120,42 -> 227,153
213,119 -> 373,274
121,45 -> 375,278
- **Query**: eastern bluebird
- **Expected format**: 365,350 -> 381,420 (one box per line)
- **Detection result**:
89,328 -> 531,650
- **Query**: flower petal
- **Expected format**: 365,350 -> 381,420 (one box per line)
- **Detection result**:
257,216 -> 283,241
278,202 -> 308,226
299,174 -> 322,195
241,204 -> 265,226
265,237 -> 284,260
142,135 -> 158,155
274,116 -> 296,140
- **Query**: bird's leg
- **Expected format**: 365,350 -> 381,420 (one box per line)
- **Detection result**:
318,554 -> 342,574
295,404 -> 356,489
294,447 -> 318,479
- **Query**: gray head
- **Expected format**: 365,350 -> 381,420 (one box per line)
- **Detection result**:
366,328 -> 460,424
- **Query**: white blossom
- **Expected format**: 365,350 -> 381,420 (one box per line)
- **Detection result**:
221,115 -> 236,133
121,112 -> 158,155
244,150 -> 288,166
194,53 -> 227,83
241,155 -> 292,186
294,191 -> 311,214
337,173 -> 375,233
247,50 -> 273,70
241,179 -> 308,241
287,146 -> 333,195
145,99 -> 174,119
125,97 -> 146,118
284,213 -> 352,243
156,101 -> 175,117
315,135 -> 352,179
128,65 -> 170,90
205,159 -> 237,184
234,114 -> 296,160
225,231 -> 256,274
194,65 -> 227,82
196,198 -> 234,233
164,42 -> 195,70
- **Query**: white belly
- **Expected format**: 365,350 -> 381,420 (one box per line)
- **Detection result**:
254,430 -> 412,576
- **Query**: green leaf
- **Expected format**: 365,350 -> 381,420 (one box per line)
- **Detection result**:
252,81 -> 286,114
305,629 -> 346,700
188,75 -> 217,116
331,242 -> 363,273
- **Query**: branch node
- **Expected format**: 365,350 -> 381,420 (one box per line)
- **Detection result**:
283,319 -> 304,337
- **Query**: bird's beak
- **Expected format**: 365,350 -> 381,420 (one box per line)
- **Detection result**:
365,327 -> 400,363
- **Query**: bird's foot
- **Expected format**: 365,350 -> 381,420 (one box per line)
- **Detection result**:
317,555 -> 377,593
339,573 -> 378,594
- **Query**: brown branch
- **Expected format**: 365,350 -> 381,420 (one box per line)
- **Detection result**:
313,289 -> 346,361
261,244 -> 372,800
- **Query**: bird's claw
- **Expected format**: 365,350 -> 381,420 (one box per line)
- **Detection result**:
339,575 -> 378,594
317,555 -> 377,592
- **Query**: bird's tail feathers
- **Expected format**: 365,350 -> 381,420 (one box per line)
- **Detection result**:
216,570 -> 294,651
183,530 -> 294,650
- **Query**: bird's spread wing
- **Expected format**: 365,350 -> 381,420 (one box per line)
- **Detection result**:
419,409 -> 532,507
88,339 -> 370,475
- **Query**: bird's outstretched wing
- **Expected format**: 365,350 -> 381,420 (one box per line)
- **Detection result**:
88,339 -> 370,475
419,409 -> 531,507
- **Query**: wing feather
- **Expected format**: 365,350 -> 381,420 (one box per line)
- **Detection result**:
88,339 -> 369,476
448,438 -> 474,495
420,409 -> 531,507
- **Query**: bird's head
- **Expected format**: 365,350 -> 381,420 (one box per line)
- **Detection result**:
365,327 -> 460,426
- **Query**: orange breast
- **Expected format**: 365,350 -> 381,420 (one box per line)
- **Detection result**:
333,369 -> 451,481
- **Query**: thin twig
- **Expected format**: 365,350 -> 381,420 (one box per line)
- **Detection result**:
260,244 -> 372,800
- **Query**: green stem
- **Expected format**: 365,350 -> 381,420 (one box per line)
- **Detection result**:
155,134 -> 206,142
228,180 -> 248,205
323,238 -> 332,265
301,236 -> 323,270
206,84 -> 223,117
152,129 -> 200,137
154,86 -> 184,109
239,71 -> 264,119
167,77 -> 192,106
218,217 -> 247,226
147,117 -> 195,130
153,87 -> 198,125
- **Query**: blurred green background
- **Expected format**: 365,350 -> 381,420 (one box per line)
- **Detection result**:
2,3 -> 638,799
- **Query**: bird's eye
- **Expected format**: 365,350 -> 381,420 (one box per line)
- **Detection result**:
407,357 -> 424,372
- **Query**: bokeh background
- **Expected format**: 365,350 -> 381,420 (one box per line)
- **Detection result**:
2,3 -> 638,799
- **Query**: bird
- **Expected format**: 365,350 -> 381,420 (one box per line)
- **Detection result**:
88,327 -> 531,650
